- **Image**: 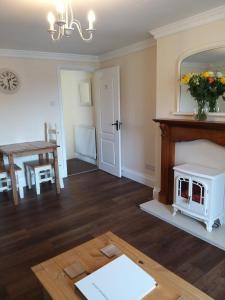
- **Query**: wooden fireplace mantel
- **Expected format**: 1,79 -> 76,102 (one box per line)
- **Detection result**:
154,118 -> 225,205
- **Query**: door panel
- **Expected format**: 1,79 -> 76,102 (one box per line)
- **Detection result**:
101,140 -> 115,165
94,66 -> 121,177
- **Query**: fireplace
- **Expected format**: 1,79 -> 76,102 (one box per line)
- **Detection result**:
154,119 -> 225,205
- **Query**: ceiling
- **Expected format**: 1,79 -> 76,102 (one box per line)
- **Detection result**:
0,0 -> 225,56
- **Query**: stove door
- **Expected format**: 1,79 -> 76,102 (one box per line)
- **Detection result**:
175,176 -> 191,209
189,179 -> 207,216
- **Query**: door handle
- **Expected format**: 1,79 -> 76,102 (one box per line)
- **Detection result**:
112,120 -> 122,131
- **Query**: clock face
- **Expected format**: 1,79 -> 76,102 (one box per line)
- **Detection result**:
0,70 -> 19,93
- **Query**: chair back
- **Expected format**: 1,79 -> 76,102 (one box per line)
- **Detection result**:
44,122 -> 64,188
44,122 -> 61,160
44,122 -> 60,146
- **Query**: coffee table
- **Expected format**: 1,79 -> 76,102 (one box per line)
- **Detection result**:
32,232 -> 213,300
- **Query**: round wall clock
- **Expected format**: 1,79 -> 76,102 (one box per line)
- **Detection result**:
0,70 -> 20,94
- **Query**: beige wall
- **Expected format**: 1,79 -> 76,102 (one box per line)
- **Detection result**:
101,46 -> 157,185
0,56 -> 99,183
0,48 -> 156,186
60,70 -> 94,160
155,18 -> 225,193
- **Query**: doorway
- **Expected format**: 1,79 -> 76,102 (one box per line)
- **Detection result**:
60,69 -> 98,176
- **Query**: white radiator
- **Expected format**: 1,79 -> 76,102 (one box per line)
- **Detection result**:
74,125 -> 97,159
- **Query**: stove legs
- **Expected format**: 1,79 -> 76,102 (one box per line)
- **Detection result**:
205,221 -> 213,232
172,206 -> 178,216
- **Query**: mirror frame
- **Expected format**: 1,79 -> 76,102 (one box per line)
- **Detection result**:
175,43 -> 225,117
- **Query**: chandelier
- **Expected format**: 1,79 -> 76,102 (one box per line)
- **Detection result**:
47,0 -> 96,42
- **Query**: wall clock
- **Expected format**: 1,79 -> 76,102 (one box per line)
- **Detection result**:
0,70 -> 20,94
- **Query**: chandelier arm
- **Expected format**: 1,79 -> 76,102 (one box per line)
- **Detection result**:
71,20 -> 93,41
69,0 -> 74,27
50,26 -> 63,41
65,0 -> 68,27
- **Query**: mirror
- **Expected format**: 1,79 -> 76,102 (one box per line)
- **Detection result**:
179,47 -> 225,113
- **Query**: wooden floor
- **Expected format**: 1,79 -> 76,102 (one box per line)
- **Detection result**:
67,158 -> 98,176
0,170 -> 225,300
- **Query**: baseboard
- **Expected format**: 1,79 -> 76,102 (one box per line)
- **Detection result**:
75,153 -> 97,165
122,167 -> 155,187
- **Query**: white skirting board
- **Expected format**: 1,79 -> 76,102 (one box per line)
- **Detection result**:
75,153 -> 97,165
122,168 -> 155,188
140,200 -> 225,251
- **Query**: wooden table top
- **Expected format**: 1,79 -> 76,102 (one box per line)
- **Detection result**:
0,141 -> 58,155
32,232 -> 213,300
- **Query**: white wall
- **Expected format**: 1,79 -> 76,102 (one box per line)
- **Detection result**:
0,46 -> 156,188
0,56 -> 99,185
60,70 -> 95,160
101,46 -> 157,187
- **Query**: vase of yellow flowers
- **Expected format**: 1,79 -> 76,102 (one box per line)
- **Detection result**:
181,71 -> 225,120
193,100 -> 207,121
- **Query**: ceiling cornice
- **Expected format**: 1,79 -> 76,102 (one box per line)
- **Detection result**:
150,4 -> 225,39
0,38 -> 156,63
99,38 -> 156,62
0,48 -> 99,63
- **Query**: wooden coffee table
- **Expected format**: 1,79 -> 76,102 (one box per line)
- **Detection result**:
32,232 -> 213,300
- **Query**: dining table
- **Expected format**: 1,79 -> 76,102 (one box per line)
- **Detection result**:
0,141 -> 61,206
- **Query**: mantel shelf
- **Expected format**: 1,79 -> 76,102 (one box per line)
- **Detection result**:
154,118 -> 225,130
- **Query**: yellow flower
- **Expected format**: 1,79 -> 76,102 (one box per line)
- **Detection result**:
202,71 -> 210,78
181,73 -> 192,85
220,76 -> 225,84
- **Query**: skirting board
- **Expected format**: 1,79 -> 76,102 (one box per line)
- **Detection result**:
75,153 -> 96,165
140,200 -> 225,251
122,168 -> 155,187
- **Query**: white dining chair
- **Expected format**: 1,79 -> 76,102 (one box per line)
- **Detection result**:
0,164 -> 24,199
24,123 -> 64,195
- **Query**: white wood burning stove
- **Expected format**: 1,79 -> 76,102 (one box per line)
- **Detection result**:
173,164 -> 225,232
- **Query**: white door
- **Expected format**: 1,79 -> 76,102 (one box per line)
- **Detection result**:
94,66 -> 122,177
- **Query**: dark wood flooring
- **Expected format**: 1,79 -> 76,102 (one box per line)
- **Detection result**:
67,158 -> 98,176
0,171 -> 225,299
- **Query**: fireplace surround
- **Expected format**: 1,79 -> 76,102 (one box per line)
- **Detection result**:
154,118 -> 225,205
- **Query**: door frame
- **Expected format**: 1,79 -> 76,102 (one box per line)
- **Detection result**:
57,64 -> 97,178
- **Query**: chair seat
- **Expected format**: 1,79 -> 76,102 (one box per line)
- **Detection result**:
24,159 -> 54,169
0,164 -> 21,173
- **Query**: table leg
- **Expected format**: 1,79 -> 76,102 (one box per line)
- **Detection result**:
0,151 -> 4,168
8,154 -> 19,205
53,149 -> 60,194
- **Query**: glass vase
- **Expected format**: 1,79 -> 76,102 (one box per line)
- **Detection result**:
194,102 -> 207,121
208,101 -> 219,113
209,102 -> 220,112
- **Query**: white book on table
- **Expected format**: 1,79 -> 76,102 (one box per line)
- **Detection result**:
75,254 -> 157,300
